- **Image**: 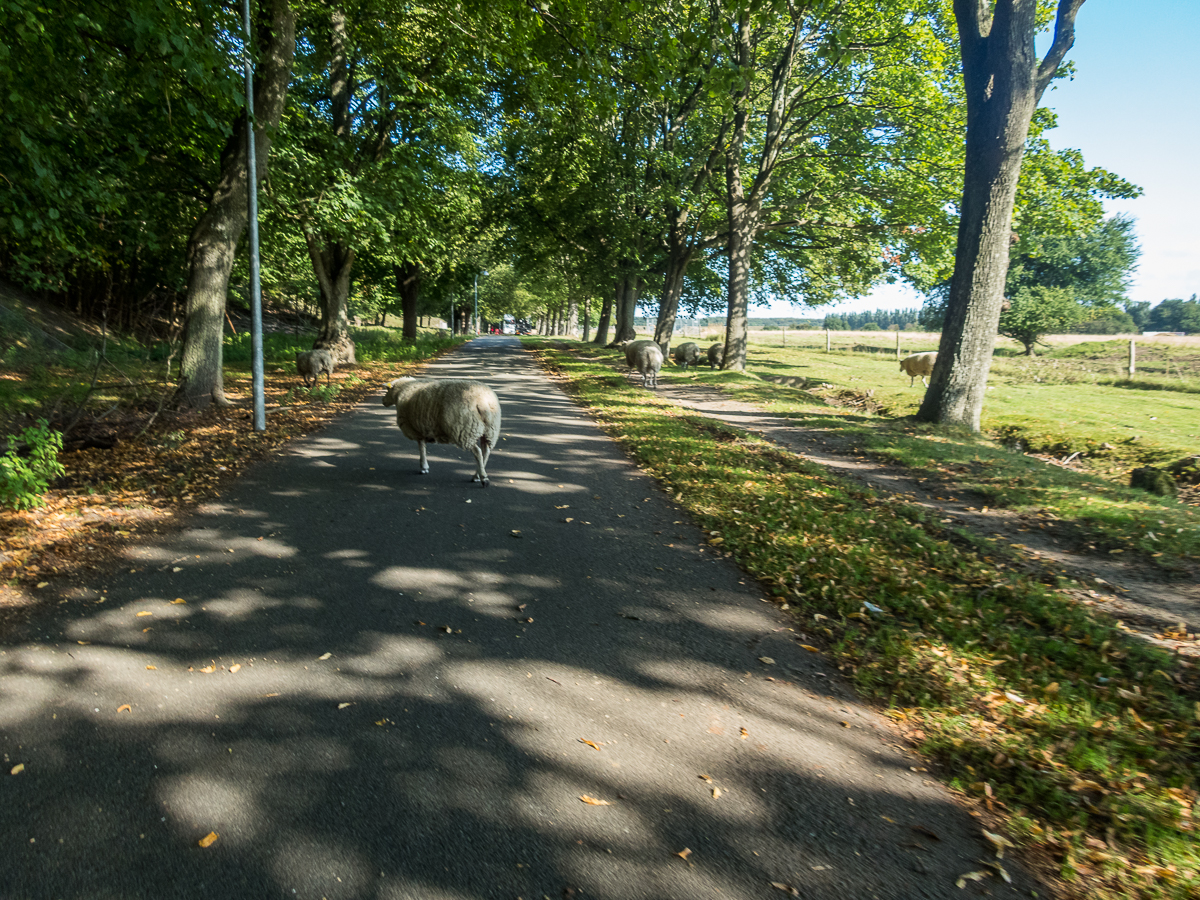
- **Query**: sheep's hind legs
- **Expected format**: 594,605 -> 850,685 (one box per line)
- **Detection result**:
471,444 -> 490,487
417,440 -> 430,474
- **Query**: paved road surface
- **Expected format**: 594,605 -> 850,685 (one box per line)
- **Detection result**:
0,338 -> 1042,899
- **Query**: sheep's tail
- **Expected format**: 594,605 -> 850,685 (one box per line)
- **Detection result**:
479,435 -> 491,450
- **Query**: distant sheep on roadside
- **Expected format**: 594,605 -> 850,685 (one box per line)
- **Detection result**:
672,341 -> 701,370
707,343 -> 724,369
900,351 -> 937,387
624,340 -> 664,389
382,377 -> 502,487
296,349 -> 335,387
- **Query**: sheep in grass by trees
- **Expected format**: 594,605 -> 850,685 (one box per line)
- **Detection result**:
707,343 -> 724,369
623,340 -> 664,389
672,341 -> 701,369
900,351 -> 937,387
296,349 -> 335,387
381,377 -> 502,486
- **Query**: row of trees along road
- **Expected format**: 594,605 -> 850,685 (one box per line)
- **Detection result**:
0,0 -> 1141,430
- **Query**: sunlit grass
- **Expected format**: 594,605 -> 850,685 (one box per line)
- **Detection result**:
529,337 -> 1200,900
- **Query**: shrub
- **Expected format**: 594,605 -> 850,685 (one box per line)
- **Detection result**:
1,419 -> 66,510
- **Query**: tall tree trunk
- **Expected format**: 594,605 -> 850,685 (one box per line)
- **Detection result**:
592,288 -> 613,344
581,295 -> 590,342
395,261 -> 421,340
721,10 -> 754,372
175,0 -> 296,409
305,7 -> 357,366
918,0 -> 1083,430
307,234 -> 356,363
653,234 -> 694,356
611,266 -> 640,344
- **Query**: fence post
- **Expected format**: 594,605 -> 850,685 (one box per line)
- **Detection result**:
825,328 -> 831,352
782,326 -> 786,347
895,329 -> 901,361
1128,338 -> 1136,379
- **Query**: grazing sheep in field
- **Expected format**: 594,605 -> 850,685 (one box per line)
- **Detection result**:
296,349 -> 335,387
900,351 -> 937,387
382,377 -> 502,486
623,340 -> 664,389
707,343 -> 724,369
672,341 -> 701,369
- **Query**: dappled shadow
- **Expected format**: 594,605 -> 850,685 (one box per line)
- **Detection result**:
0,338 -> 1036,900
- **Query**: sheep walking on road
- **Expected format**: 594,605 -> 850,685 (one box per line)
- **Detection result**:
707,343 -> 724,369
672,341 -> 701,370
900,351 -> 937,387
382,377 -> 502,486
624,340 -> 664,389
296,349 -> 335,387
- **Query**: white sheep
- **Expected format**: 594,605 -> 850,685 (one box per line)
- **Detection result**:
623,340 -> 664,389
296,349 -> 335,387
900,351 -> 937,387
672,341 -> 701,369
381,377 -> 502,486
707,343 -> 724,369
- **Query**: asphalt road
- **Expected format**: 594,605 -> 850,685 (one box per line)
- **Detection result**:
0,337 -> 1043,899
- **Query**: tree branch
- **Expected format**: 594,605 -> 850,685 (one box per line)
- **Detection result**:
1035,0 -> 1086,100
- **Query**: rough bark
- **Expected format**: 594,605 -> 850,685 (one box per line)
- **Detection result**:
306,233 -> 356,363
653,235 -> 694,357
306,8 -> 357,366
918,0 -> 1084,430
395,262 -> 421,340
721,10 -> 754,372
175,0 -> 296,409
610,267 -> 640,345
592,288 -> 613,344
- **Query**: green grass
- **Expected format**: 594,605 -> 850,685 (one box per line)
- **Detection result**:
642,338 -> 1200,563
528,337 -> 1200,899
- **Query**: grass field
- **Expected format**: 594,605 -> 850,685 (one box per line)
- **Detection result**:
625,331 -> 1200,562
528,336 -> 1200,900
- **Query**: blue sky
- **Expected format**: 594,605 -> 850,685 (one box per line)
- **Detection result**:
770,1 -> 1200,317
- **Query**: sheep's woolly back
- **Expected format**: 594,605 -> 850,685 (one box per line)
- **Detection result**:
624,340 -> 663,373
296,349 -> 335,384
382,378 -> 501,453
672,342 -> 700,364
707,343 -> 724,367
900,352 -> 937,376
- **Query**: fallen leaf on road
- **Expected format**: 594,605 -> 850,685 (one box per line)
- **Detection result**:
511,530 -> 522,537
136,611 -> 153,617
712,787 -> 722,799
555,505 -> 569,509
338,702 -> 354,710
759,657 -> 775,665
171,598 -> 186,605
317,652 -> 332,661
145,665 -> 157,670
739,727 -> 749,739
198,832 -> 219,848
770,883 -> 799,896
579,795 -> 610,806
982,830 -> 1014,858
117,704 -> 131,713
172,567 -> 182,572
229,664 -> 241,674
579,739 -> 602,751
698,774 -> 713,783
77,641 -> 90,645
675,848 -> 691,860
439,625 -> 452,633
955,870 -> 990,888
986,860 -> 1013,883
11,764 -> 25,775
36,582 -> 49,589
199,665 -> 216,674
800,645 -> 821,653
